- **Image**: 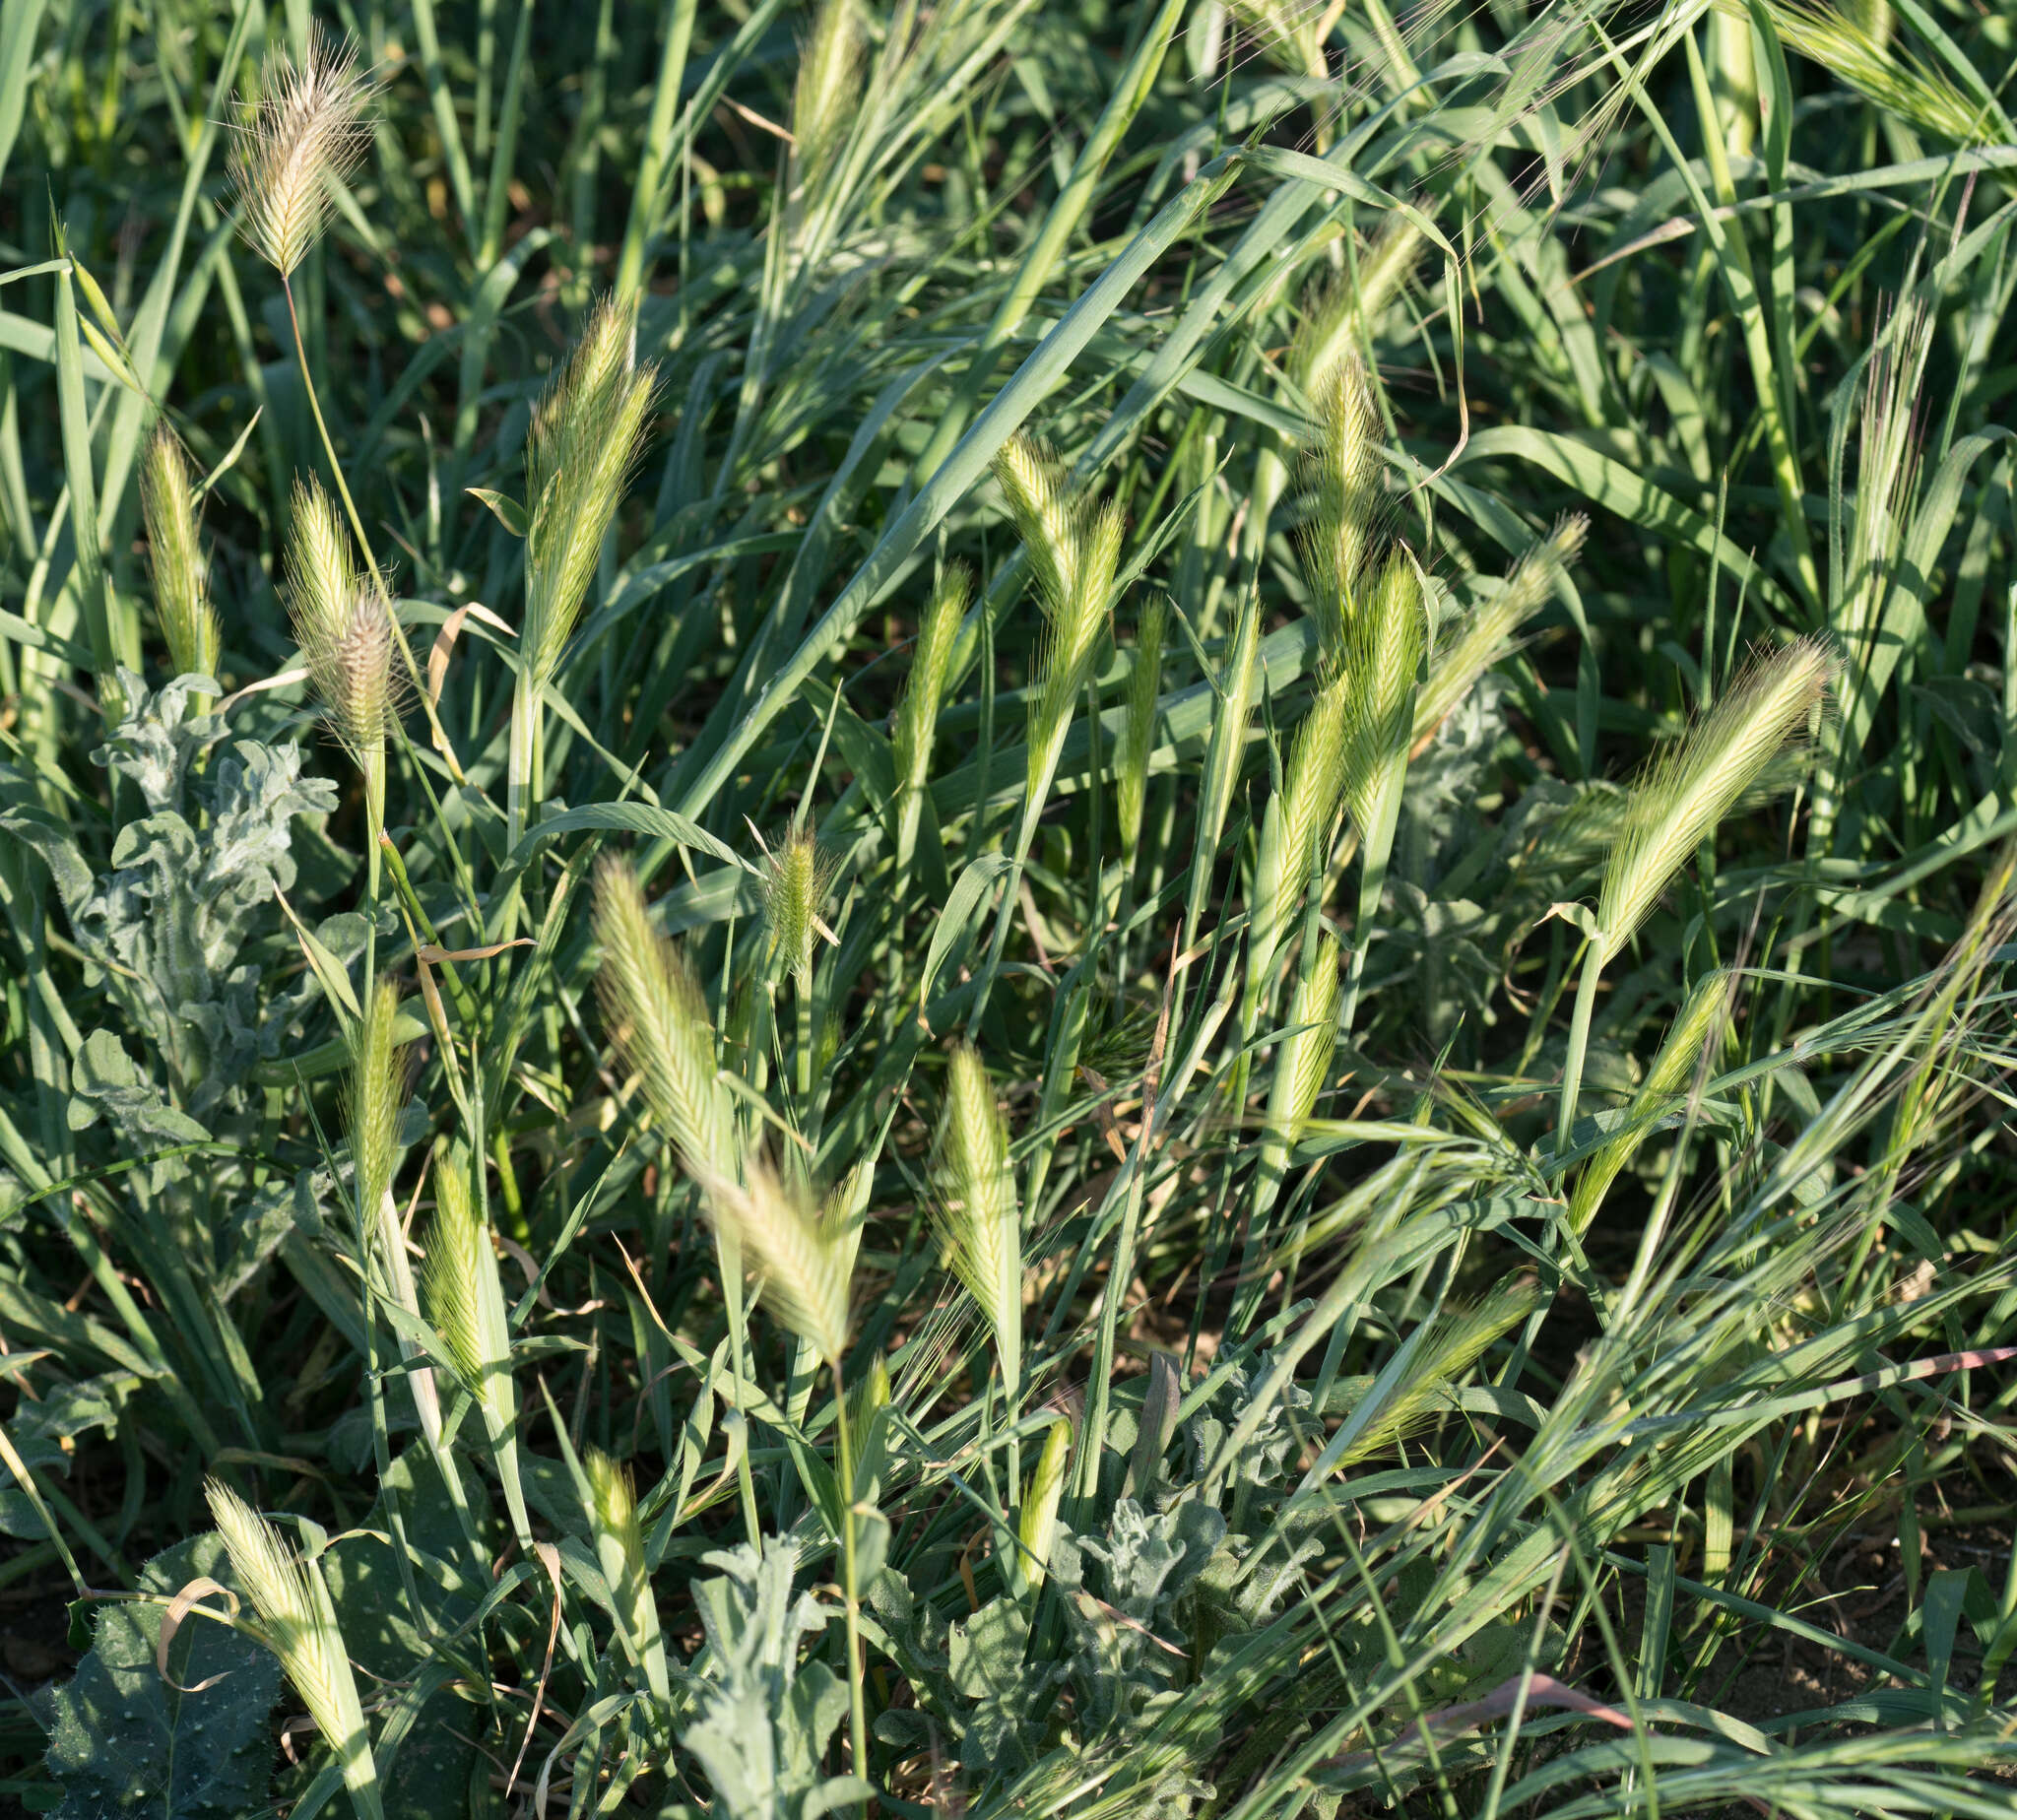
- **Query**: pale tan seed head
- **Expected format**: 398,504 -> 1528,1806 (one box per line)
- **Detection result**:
1298,355 -> 1383,661
140,426 -> 221,682
1413,513 -> 1587,748
792,0 -> 865,191
228,29 -> 375,277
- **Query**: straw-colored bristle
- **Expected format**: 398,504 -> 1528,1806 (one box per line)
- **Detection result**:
893,564 -> 969,797
139,426 -> 220,683
287,480 -> 400,755
205,1481 -> 382,1819
702,1158 -> 852,1364
763,825 -> 836,986
792,0 -> 865,190
1597,638 -> 1835,953
593,857 -> 736,1180
228,29 -> 375,277
931,1044 -> 1021,1393
525,295 -> 659,687
1413,514 -> 1586,747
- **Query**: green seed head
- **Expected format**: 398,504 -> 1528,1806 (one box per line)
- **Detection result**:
1298,355 -> 1382,662
1117,595 -> 1169,860
932,1044 -> 1021,1393
762,824 -> 836,987
349,977 -> 410,1232
287,480 -> 400,756
1017,1416 -> 1073,1592
893,564 -> 969,798
139,427 -> 221,683
792,0 -> 865,191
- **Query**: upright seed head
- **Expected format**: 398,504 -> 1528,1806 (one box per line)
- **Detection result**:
1266,934 -> 1341,1152
349,977 -> 409,1231
1340,551 -> 1425,833
422,1147 -> 516,1440
205,1482 -> 382,1819
1116,595 -> 1168,860
1596,638 -> 1835,953
1413,514 -> 1587,748
1281,667 -> 1353,887
593,858 -> 736,1182
287,480 -> 400,757
1298,355 -> 1382,661
931,1044 -> 1021,1395
228,29 -> 375,277
139,426 -> 221,683
762,825 -> 836,987
524,295 -> 659,687
892,564 -> 969,798
792,0 -> 865,191
1016,1416 -> 1073,1593
702,1157 -> 853,1364
583,1447 -> 671,1703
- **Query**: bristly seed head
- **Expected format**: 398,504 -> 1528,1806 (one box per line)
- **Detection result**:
762,824 -> 838,987
892,564 -> 969,798
140,426 -> 221,685
287,480 -> 401,756
931,1044 -> 1022,1393
1298,355 -> 1383,662
1596,637 -> 1835,953
524,294 -> 659,688
228,28 -> 375,278
792,0 -> 865,192
701,1157 -> 853,1364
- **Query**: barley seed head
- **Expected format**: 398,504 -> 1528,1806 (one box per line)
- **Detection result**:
525,294 -> 659,686
228,28 -> 375,277
1017,1415 -> 1073,1592
140,426 -> 221,683
702,1156 -> 853,1364
892,563 -> 970,796
932,1044 -> 1021,1393
792,0 -> 865,191
1298,355 -> 1382,661
762,824 -> 837,987
1290,218 -> 1423,400
1596,637 -> 1835,952
349,978 -> 410,1231
1117,594 -> 1169,857
1340,551 -> 1425,832
287,480 -> 400,756
1267,934 -> 1341,1149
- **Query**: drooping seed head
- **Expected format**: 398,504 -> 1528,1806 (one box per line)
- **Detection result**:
931,1044 -> 1021,1394
1290,217 -> 1423,400
1746,0 -> 1987,146
205,1482 -> 382,1818
139,426 -> 221,683
228,29 -> 375,277
892,564 -> 969,798
524,294 -> 659,686
1596,638 -> 1835,953
1412,513 -> 1587,749
287,480 -> 400,755
593,858 -> 736,1182
702,1157 -> 853,1364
